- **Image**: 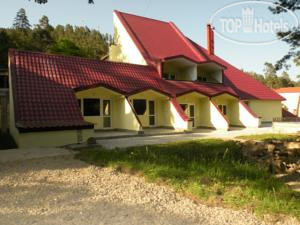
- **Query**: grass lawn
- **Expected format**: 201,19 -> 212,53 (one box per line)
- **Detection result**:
0,133 -> 17,150
76,139 -> 300,220
237,133 -> 299,142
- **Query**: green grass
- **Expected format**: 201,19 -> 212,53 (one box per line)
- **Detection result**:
237,133 -> 299,142
76,139 -> 300,219
0,133 -> 17,150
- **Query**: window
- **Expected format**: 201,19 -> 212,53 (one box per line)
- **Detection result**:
0,75 -> 8,88
180,104 -> 188,114
197,76 -> 207,82
162,73 -> 175,80
149,100 -> 155,126
103,100 -> 111,128
218,104 -> 227,115
133,99 -> 146,115
83,98 -> 100,116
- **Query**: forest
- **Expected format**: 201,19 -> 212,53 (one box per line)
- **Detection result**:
0,8 -> 112,70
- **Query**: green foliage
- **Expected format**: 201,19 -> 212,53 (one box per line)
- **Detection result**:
270,1 -> 299,70
0,30 -> 11,69
246,62 -> 299,88
0,12 -> 111,68
237,133 -> 299,141
76,139 -> 300,219
13,8 -> 31,29
50,39 -> 83,57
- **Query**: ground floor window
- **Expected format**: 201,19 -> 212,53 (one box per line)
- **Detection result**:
133,99 -> 147,115
218,104 -> 227,115
103,100 -> 111,128
149,100 -> 155,126
84,98 -> 100,116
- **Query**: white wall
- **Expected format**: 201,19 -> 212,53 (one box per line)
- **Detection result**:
209,100 -> 229,130
109,12 -> 147,65
238,101 -> 261,128
169,100 -> 188,131
279,92 -> 300,116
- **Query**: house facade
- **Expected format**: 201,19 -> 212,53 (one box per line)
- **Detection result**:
8,11 -> 284,148
275,87 -> 300,117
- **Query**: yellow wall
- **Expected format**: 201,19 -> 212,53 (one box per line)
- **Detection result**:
115,97 -> 141,131
17,129 -> 94,148
128,90 -> 169,127
212,94 -> 237,125
176,92 -> 206,127
248,100 -> 282,122
76,87 -> 121,129
209,100 -> 229,130
169,100 -> 188,130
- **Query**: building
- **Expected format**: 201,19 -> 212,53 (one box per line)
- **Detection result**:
275,87 -> 300,117
8,11 -> 284,148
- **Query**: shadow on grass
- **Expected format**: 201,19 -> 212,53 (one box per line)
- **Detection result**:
76,138 -> 300,219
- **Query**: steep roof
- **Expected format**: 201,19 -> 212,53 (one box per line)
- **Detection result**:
275,87 -> 300,93
10,49 -> 235,130
115,10 -> 207,63
115,10 -> 284,101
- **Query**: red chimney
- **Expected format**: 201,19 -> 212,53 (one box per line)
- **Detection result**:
207,24 -> 214,55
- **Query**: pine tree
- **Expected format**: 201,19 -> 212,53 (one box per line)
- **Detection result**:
39,16 -> 50,29
13,8 -> 31,29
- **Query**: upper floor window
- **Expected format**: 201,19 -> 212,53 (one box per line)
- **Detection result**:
162,73 -> 175,80
197,76 -> 207,82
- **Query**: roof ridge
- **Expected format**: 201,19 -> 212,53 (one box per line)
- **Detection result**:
114,10 -> 170,25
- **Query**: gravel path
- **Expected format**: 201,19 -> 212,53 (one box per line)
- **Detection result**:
0,155 -> 298,225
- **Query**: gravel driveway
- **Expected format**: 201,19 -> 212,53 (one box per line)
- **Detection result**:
0,154 -> 298,225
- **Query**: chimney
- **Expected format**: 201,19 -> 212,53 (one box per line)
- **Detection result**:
207,24 -> 214,55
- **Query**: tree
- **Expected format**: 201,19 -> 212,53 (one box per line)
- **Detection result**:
13,8 -> 31,29
270,0 -> 300,70
50,39 -> 84,57
38,16 -> 51,30
0,30 -> 11,68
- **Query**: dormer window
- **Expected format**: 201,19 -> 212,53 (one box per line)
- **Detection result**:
197,76 -> 207,82
163,73 -> 175,80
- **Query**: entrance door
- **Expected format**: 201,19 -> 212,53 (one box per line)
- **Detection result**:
103,100 -> 111,128
149,100 -> 155,126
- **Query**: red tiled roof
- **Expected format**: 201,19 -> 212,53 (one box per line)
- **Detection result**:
10,49 -> 235,130
189,42 -> 285,101
116,11 -> 284,101
162,80 -> 238,97
282,108 -> 298,118
275,87 -> 300,93
115,10 -> 207,63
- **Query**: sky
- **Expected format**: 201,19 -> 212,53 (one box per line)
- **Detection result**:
1,0 -> 299,80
